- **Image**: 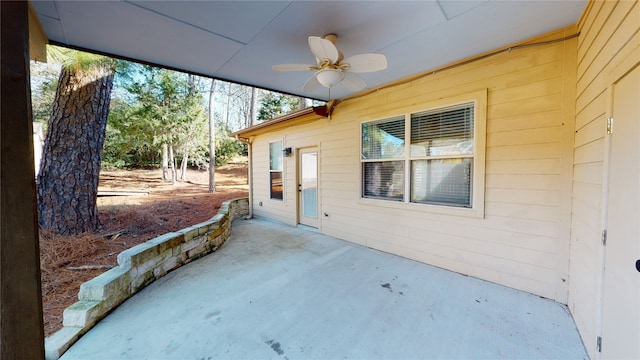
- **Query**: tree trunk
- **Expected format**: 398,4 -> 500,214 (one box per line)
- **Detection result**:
250,87 -> 258,127
169,144 -> 177,185
208,79 -> 216,193
225,83 -> 232,130
37,63 -> 114,235
188,74 -> 196,96
180,152 -> 188,181
162,143 -> 169,180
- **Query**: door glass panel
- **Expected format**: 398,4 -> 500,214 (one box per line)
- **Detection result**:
301,152 -> 317,218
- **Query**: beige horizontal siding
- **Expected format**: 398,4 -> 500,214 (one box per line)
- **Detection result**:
575,91 -> 606,130
488,110 -> 563,133
575,116 -> 606,146
484,202 -> 560,222
573,164 -> 604,187
486,174 -> 561,190
574,140 -> 605,165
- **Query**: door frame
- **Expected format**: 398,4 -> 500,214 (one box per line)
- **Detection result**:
596,61 -> 640,359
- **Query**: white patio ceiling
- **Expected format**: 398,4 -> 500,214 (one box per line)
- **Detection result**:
31,1 -> 586,101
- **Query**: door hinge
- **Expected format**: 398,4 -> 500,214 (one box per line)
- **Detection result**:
597,336 -> 602,352
607,117 -> 614,134
601,229 -> 607,246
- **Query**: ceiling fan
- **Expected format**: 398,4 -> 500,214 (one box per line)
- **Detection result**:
272,34 -> 387,93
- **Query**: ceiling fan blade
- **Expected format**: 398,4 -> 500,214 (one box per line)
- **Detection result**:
308,36 -> 339,63
272,64 -> 314,72
340,72 -> 367,91
302,75 -> 322,92
343,53 -> 388,73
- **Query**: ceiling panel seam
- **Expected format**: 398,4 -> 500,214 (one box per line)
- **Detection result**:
54,0 -> 70,45
214,2 -> 296,77
436,1 -> 450,21
372,5 -> 449,54
123,0 -> 247,46
242,1 -> 295,44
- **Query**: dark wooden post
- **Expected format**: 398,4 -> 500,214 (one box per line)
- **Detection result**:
1,1 -> 46,358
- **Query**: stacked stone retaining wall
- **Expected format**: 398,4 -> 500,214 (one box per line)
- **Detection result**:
45,197 -> 249,360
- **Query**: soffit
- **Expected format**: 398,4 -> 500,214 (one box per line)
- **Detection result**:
31,0 -> 586,101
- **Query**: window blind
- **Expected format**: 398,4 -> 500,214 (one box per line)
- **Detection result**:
411,158 -> 472,207
411,103 -> 473,157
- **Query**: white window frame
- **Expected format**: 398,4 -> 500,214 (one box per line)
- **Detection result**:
359,89 -> 486,218
269,140 -> 284,201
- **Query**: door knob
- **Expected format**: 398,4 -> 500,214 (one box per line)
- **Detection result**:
636,259 -> 640,273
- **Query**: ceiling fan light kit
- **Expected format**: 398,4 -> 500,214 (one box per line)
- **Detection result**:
273,34 -> 387,94
315,69 -> 344,88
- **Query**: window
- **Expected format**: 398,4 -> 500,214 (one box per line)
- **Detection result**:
410,103 -> 474,207
269,141 -> 283,200
361,91 -> 485,215
361,116 -> 405,201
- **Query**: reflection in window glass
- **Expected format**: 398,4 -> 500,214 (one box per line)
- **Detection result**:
362,116 -> 405,160
270,172 -> 283,200
362,161 -> 404,201
270,141 -> 283,171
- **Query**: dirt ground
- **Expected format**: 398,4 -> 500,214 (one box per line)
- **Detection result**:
40,158 -> 248,336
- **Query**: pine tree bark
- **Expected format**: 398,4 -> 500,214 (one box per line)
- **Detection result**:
37,64 -> 114,235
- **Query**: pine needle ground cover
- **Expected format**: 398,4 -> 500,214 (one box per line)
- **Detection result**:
40,160 -> 248,336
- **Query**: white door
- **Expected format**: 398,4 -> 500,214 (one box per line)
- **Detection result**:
601,64 -> 640,359
298,148 -> 319,228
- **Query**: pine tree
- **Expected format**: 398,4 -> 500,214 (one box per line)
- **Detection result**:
37,47 -> 115,235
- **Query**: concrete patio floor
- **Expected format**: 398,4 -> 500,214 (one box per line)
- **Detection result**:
61,218 -> 588,359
